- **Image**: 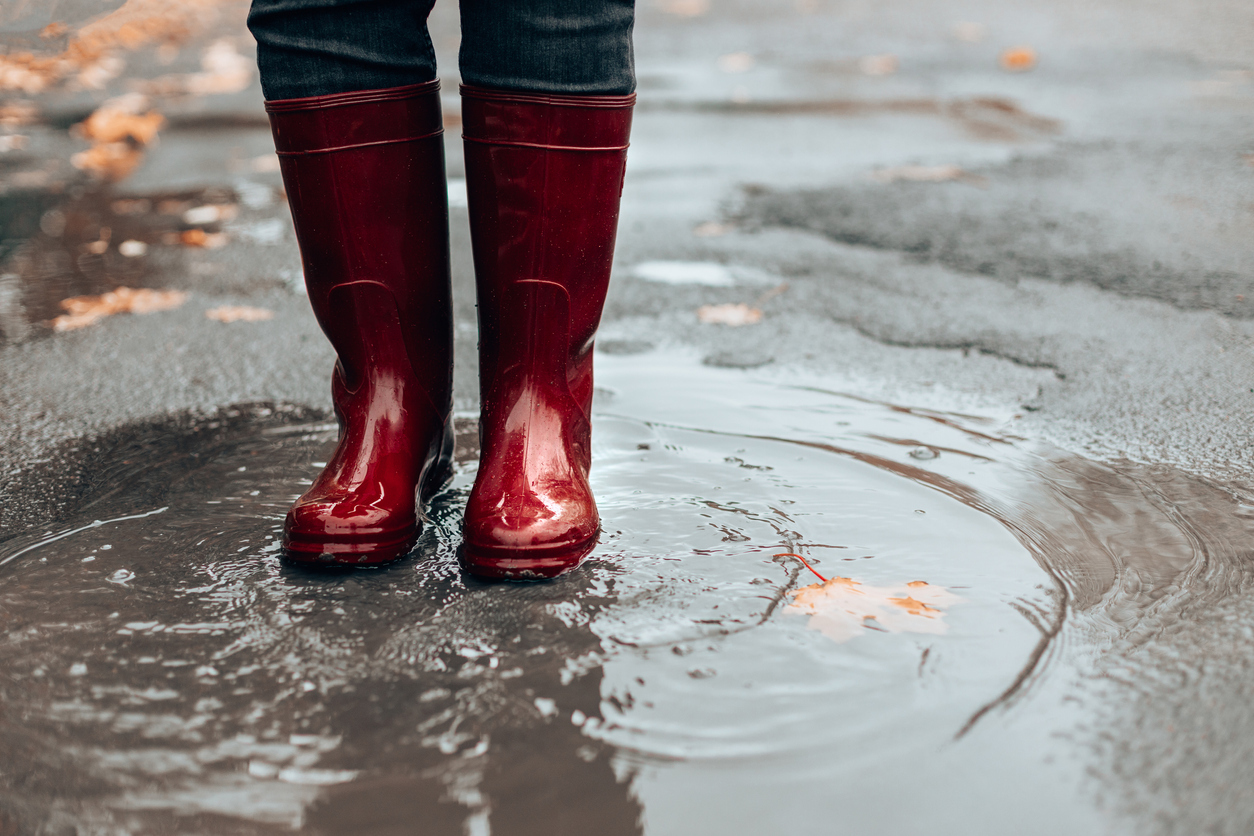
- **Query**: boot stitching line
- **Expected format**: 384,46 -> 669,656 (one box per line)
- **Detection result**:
461,136 -> 629,152
276,131 -> 445,156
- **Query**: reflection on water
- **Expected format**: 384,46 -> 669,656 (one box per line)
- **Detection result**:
0,410 -> 639,836
0,183 -> 287,346
1,351 -> 1251,834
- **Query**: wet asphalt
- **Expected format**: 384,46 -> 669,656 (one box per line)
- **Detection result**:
1,0 -> 1253,834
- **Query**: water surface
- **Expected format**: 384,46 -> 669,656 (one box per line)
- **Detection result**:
2,350 -> 1251,835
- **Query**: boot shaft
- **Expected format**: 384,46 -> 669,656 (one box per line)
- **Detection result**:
460,86 -> 634,414
268,81 -> 453,412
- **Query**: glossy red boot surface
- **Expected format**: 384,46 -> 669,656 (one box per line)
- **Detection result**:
268,81 -> 454,565
460,85 -> 634,580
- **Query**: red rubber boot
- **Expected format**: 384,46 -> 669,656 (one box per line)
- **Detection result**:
459,85 -> 635,580
267,81 -> 454,565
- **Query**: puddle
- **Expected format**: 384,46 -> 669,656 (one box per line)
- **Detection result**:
639,96 -> 1062,142
1,351 -> 1252,834
0,182 -> 283,343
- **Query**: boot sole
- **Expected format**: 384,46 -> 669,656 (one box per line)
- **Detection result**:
460,534 -> 598,581
281,526 -> 418,567
280,443 -> 454,568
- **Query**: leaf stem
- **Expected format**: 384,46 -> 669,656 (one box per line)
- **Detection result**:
775,552 -> 827,583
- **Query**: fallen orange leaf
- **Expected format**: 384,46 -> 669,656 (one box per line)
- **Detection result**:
0,0 -> 232,94
180,229 -> 228,249
206,305 -> 273,323
71,94 -> 164,182
70,142 -> 146,181
999,46 -> 1037,72
52,287 -> 186,331
75,98 -> 164,145
788,576 -> 962,643
697,303 -> 762,326
886,595 -> 939,615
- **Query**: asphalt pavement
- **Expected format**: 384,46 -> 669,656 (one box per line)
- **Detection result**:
1,1 -> 1252,834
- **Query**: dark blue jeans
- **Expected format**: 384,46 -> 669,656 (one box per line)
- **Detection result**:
247,0 -> 635,100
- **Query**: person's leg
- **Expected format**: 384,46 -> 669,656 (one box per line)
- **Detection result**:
457,0 -> 635,579
457,0 -> 635,95
248,0 -> 438,99
249,0 -> 455,564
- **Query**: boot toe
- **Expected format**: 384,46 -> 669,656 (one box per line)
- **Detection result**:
287,495 -> 414,536
284,496 -> 418,565
461,494 -> 599,579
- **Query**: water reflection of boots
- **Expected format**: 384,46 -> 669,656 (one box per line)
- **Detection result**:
267,82 -> 454,565
459,85 -> 634,580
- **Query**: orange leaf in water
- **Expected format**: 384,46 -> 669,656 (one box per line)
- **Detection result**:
787,576 -> 962,643
999,46 -> 1037,72
886,595 -> 938,615
206,305 -> 273,323
180,229 -> 228,249
52,287 -> 186,331
697,303 -> 762,326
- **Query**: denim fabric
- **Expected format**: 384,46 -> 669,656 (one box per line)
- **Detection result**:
247,0 -> 635,101
458,0 -> 634,96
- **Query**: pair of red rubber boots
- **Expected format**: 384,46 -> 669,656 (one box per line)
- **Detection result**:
267,81 -> 632,580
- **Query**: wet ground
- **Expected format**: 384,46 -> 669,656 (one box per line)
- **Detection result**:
6,353 -> 1252,835
2,0 -> 1254,834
